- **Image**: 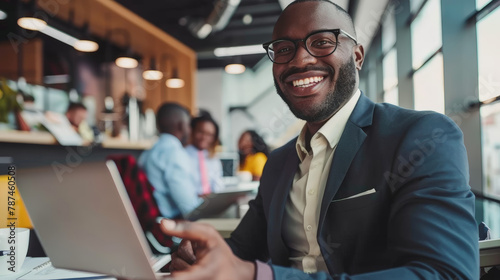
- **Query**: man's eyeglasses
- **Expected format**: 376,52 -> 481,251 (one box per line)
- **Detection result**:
262,29 -> 357,64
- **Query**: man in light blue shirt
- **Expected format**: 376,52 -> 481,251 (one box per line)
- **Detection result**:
139,103 -> 202,219
185,115 -> 224,194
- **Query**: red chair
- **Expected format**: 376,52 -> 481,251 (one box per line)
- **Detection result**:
107,155 -> 174,254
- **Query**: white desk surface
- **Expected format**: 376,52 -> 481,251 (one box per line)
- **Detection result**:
2,257 -> 115,280
480,239 -> 500,267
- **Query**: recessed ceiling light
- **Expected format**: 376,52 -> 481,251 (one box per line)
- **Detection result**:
0,10 -> 7,20
242,14 -> 252,25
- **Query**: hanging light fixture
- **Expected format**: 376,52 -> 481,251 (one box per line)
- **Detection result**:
143,57 -> 163,80
17,1 -> 47,31
166,69 -> 185,88
225,63 -> 246,74
106,28 -> 138,68
225,56 -> 246,74
162,54 -> 185,88
17,3 -> 98,52
115,54 -> 138,69
74,24 -> 99,52
74,39 -> 99,52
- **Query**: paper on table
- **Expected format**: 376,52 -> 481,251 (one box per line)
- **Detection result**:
17,257 -> 113,280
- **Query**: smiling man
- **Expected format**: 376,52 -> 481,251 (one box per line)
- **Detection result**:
161,1 -> 479,279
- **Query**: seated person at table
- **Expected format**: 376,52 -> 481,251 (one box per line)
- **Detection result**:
185,114 -> 224,194
238,130 -> 269,181
139,102 -> 202,219
65,102 -> 94,142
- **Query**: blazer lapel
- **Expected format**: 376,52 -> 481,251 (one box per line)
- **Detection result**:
317,94 -> 374,273
268,148 -> 299,266
318,93 -> 375,233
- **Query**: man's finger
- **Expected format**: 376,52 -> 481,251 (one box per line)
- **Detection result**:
177,240 -> 196,264
160,219 -> 219,242
170,254 -> 193,272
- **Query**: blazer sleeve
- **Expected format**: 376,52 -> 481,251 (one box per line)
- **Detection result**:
226,189 -> 270,262
268,113 -> 479,280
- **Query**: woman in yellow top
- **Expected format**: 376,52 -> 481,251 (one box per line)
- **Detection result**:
238,130 -> 269,181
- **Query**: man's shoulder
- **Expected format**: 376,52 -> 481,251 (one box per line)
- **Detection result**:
148,135 -> 189,159
372,102 -> 456,131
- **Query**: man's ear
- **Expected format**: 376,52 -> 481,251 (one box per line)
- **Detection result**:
353,44 -> 365,70
176,121 -> 184,133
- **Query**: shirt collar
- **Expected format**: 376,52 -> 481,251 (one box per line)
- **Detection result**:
295,89 -> 361,161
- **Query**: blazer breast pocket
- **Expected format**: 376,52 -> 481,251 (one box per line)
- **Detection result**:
330,189 -> 379,212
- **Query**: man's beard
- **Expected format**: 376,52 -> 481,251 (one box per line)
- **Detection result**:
274,57 -> 357,123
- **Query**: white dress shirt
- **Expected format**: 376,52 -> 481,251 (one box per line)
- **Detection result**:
282,89 -> 361,273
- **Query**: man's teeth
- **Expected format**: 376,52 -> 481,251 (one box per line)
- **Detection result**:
292,76 -> 324,87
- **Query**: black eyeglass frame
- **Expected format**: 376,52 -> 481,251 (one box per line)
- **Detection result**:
262,29 -> 358,64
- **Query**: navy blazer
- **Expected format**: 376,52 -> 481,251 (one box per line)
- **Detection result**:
227,94 -> 479,280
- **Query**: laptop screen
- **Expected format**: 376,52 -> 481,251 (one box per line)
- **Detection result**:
219,153 -> 239,177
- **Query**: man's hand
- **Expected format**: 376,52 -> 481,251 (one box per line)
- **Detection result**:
160,219 -> 255,280
170,239 -> 196,271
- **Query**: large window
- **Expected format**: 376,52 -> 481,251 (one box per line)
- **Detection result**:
382,5 -> 398,105
410,0 -> 444,113
478,5 -> 500,199
359,0 -> 500,238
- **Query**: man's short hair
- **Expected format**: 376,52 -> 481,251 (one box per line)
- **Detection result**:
156,102 -> 190,133
66,102 -> 87,112
287,0 -> 357,37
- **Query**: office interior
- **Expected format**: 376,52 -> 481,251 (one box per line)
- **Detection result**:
0,0 -> 499,272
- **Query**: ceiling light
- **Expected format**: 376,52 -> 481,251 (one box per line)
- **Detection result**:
242,14 -> 252,25
74,40 -> 99,52
225,63 -> 246,74
214,44 -> 266,57
166,69 -> 184,88
197,23 -> 213,39
166,78 -> 185,88
115,57 -> 138,69
17,17 -> 47,31
143,58 -> 163,80
19,16 -> 99,52
0,10 -> 7,20
143,70 -> 163,80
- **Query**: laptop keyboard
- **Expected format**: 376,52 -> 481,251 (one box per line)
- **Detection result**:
151,254 -> 171,272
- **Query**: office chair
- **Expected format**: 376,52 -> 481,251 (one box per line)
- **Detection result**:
107,155 -> 174,254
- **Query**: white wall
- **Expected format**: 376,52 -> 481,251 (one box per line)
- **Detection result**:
196,59 -> 302,152
196,69 -> 224,125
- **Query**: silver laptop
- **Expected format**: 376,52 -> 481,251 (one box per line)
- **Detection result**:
17,161 -> 170,280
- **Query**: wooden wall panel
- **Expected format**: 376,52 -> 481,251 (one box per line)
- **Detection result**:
35,0 -> 197,113
0,39 -> 43,84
